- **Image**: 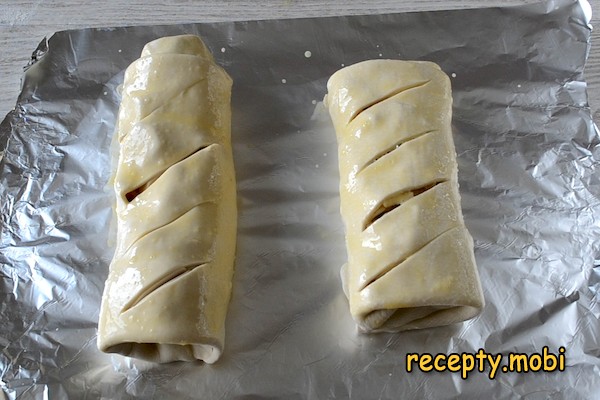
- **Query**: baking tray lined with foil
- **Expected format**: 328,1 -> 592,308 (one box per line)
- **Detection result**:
1,0 -> 599,398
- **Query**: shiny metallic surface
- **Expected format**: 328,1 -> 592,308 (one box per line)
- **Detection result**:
1,0 -> 598,398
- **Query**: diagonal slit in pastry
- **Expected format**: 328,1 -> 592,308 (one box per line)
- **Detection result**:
356,129 -> 436,175
359,224 -> 457,291
138,77 -> 207,123
119,76 -> 209,143
121,200 -> 216,259
362,179 -> 448,231
125,179 -> 154,203
348,80 -> 430,124
124,144 -> 210,203
120,263 -> 209,314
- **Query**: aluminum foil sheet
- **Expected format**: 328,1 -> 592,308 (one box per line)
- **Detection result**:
1,0 -> 598,398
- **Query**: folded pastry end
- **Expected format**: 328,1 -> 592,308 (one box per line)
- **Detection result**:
326,59 -> 484,333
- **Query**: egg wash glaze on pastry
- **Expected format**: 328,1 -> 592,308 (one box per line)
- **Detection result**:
325,60 -> 484,333
97,35 -> 237,364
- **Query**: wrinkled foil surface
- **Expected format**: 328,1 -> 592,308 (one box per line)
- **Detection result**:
1,1 -> 599,398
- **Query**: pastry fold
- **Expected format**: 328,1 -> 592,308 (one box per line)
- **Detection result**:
97,35 -> 237,363
325,60 -> 484,333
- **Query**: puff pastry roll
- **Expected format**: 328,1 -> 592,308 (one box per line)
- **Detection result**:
325,60 -> 484,333
97,35 -> 237,363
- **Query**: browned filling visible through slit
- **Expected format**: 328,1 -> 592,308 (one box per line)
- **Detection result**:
120,263 -> 208,314
124,144 -> 210,203
362,179 -> 447,232
348,80 -> 430,124
125,179 -> 155,202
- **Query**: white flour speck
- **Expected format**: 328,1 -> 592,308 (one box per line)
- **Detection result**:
379,53 -> 383,57
221,47 -> 226,53
341,63 -> 345,67
311,100 -> 317,105
281,78 -> 287,84
323,153 -> 327,157
517,84 -> 522,88
451,72 -> 457,78
304,50 -> 312,58
103,91 -> 108,96
315,164 -> 319,168
118,49 -> 122,53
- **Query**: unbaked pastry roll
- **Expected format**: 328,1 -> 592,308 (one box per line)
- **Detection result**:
325,60 -> 484,333
97,35 -> 237,363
